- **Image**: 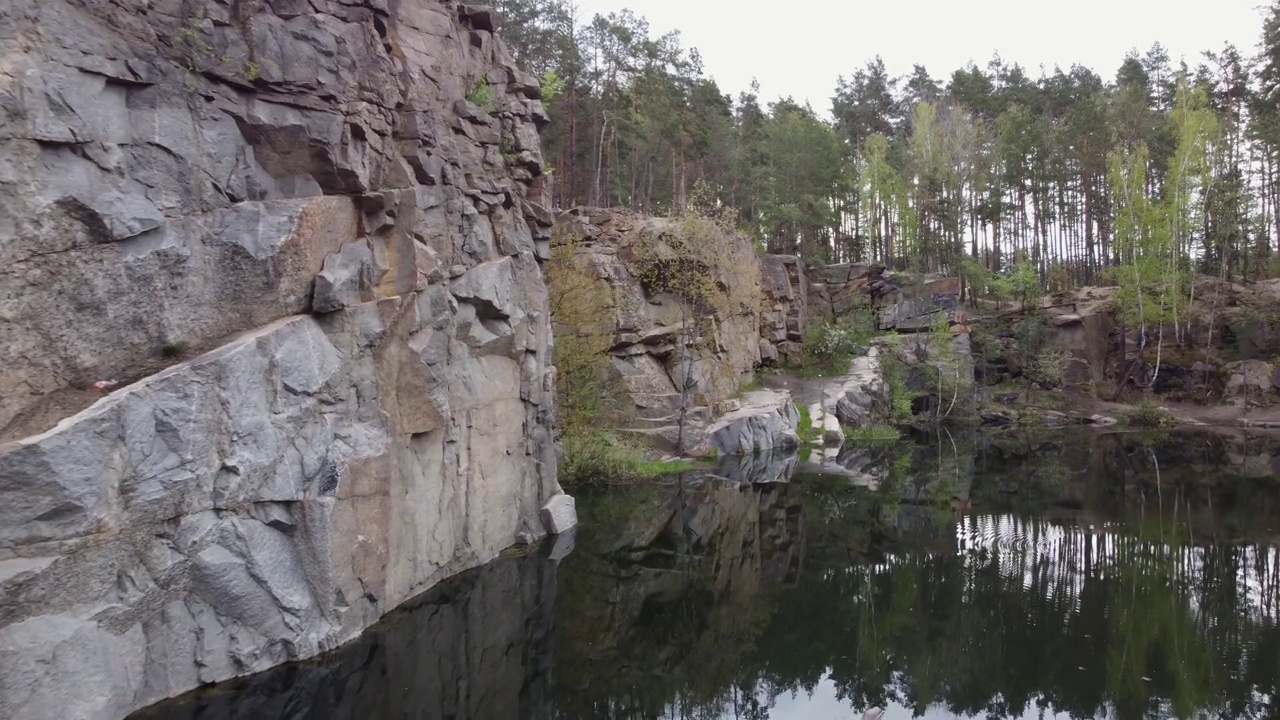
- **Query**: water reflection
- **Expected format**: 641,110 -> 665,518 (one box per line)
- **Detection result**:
555,430 -> 1280,720
129,545 -> 560,720
128,430 -> 1280,720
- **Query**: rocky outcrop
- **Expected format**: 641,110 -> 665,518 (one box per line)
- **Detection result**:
128,547 -> 563,720
703,389 -> 801,457
0,1 -> 566,718
552,208 -> 762,448
882,331 -> 976,419
825,348 -> 892,427
806,262 -> 900,324
876,276 -> 965,332
796,347 -> 892,458
758,255 -> 808,365
1224,359 -> 1279,407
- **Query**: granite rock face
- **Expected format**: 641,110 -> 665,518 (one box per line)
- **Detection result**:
758,255 -> 808,365
127,549 -> 561,720
0,1 -> 565,718
704,390 -> 801,457
552,208 -> 762,450
824,349 -> 886,426
806,262 -> 901,324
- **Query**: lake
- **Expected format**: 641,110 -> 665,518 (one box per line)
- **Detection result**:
131,429 -> 1280,720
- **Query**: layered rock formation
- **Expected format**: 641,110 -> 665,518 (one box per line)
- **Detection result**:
0,1 -> 566,718
552,207 -> 763,451
806,262 -> 901,325
758,255 -> 808,365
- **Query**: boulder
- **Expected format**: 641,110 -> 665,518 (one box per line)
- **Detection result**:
540,494 -> 578,535
705,389 -> 801,456
824,348 -> 891,427
1225,360 -> 1276,405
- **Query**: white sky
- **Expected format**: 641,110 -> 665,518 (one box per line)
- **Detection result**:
573,0 -> 1269,115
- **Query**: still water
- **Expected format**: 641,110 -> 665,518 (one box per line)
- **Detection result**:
133,430 -> 1280,720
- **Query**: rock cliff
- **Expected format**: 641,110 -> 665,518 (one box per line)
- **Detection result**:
129,546 -> 562,720
0,1 -> 566,718
551,207 -> 762,451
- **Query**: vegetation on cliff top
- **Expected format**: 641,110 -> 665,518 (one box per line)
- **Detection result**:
548,194 -> 754,485
495,0 -> 1280,296
508,0 -> 1280,435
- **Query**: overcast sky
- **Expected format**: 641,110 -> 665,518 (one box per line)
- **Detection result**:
573,0 -> 1268,114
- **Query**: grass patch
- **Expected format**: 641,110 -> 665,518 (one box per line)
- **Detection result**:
1121,398 -> 1177,428
795,402 -> 821,444
559,431 -> 650,488
844,424 -> 901,441
732,375 -> 764,397
161,341 -> 190,358
560,430 -> 706,488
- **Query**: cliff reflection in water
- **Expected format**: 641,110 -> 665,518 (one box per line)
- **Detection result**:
128,545 -> 561,720
554,430 -> 1280,720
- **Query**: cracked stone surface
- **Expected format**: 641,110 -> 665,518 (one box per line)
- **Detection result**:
703,389 -> 802,456
0,2 -> 568,718
127,549 -> 560,720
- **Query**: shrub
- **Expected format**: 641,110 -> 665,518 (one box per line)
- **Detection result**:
795,320 -> 866,377
161,341 -> 190,358
559,431 -> 647,487
992,254 -> 1042,311
879,349 -> 915,423
1123,398 -> 1175,428
467,80 -> 494,110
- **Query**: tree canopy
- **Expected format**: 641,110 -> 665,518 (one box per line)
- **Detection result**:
496,0 -> 1280,289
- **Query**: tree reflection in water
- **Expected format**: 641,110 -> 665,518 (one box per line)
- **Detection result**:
553,430 -> 1280,720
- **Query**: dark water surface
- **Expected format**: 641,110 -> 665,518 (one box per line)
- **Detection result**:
133,430 -> 1280,720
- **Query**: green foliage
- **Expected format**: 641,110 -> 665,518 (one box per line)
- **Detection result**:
161,341 -> 190,358
637,457 -> 701,476
991,254 -> 1041,311
1033,348 -> 1072,390
559,431 -> 695,487
793,299 -> 877,378
1122,398 -> 1177,428
795,402 -> 820,444
880,350 -> 915,423
467,80 -> 495,111
961,256 -> 997,301
792,320 -> 866,377
490,0 -> 1280,284
539,68 -> 565,102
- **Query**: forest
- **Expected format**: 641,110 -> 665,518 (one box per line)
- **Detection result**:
495,0 -> 1280,299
